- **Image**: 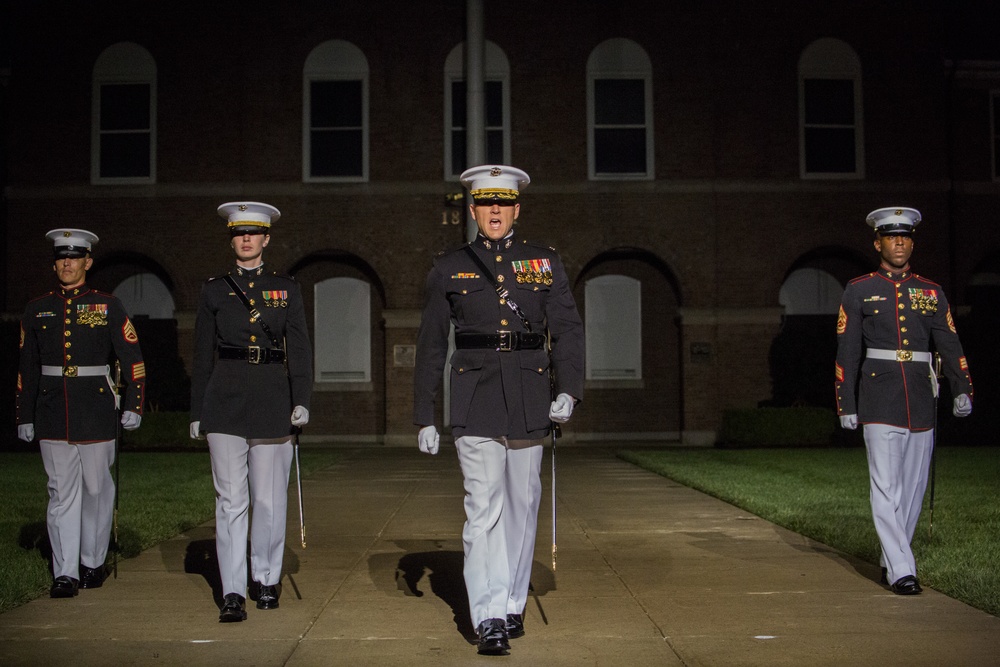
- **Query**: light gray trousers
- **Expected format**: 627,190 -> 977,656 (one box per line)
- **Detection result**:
455,436 -> 543,627
39,439 -> 116,579
863,424 -> 934,584
208,434 -> 293,597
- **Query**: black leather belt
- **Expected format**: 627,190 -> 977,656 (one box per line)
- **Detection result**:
455,331 -> 545,352
218,345 -> 286,364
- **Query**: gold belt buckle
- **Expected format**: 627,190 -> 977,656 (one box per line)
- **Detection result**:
896,350 -> 913,362
63,366 -> 78,377
497,330 -> 513,352
247,346 -> 262,364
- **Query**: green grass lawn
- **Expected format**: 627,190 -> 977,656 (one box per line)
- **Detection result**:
619,446 -> 1000,617
0,447 -> 339,614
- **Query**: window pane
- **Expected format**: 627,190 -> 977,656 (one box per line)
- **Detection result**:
586,275 -> 642,380
311,129 -> 362,177
486,130 -> 504,164
311,80 -> 362,127
804,79 -> 854,125
100,133 -> 150,177
594,128 -> 646,173
485,80 -> 503,126
452,81 -> 467,127
452,130 -> 466,175
100,84 -> 150,130
595,79 -> 645,124
452,80 -> 503,127
804,127 -> 856,173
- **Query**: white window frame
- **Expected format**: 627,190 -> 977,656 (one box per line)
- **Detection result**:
798,38 -> 865,180
314,277 -> 371,383
443,41 -> 511,181
991,90 -> 1000,181
91,42 -> 157,184
779,268 -> 843,315
587,38 -> 654,181
303,40 -> 369,183
113,273 -> 175,319
585,275 -> 642,380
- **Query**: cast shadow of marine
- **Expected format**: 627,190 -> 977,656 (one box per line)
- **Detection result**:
377,540 -> 555,644
182,528 -> 302,610
19,520 -> 142,573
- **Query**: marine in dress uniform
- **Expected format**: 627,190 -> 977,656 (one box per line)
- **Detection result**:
414,166 -> 584,655
835,207 -> 973,595
189,202 -> 313,622
16,228 -> 146,598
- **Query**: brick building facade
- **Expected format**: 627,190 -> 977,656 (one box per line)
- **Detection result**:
3,2 -> 998,445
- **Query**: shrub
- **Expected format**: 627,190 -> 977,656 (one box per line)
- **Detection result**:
718,407 -> 837,447
121,411 -> 199,450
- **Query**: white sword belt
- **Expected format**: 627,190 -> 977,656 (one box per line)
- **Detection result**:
42,364 -> 119,406
865,349 -> 932,363
865,349 -> 938,398
42,364 -> 111,377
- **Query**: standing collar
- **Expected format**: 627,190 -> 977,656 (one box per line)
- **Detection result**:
58,284 -> 89,298
233,263 -> 265,277
475,233 -> 516,253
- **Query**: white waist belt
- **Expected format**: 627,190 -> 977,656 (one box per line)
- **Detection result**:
42,364 -> 111,377
41,364 -> 119,408
866,349 -> 932,363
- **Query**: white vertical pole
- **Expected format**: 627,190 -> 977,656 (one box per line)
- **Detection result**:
465,0 -> 486,242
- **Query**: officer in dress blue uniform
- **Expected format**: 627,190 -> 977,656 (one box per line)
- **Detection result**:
835,207 -> 973,595
16,228 -> 145,598
189,202 -> 313,622
414,166 -> 584,655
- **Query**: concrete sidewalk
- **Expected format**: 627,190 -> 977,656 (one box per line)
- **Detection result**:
1,446 -> 998,666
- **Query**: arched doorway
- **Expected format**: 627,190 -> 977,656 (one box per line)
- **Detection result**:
574,248 -> 681,440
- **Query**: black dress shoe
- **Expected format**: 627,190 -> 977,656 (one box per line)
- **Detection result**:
219,593 -> 247,622
256,584 -> 279,610
879,567 -> 888,585
50,576 -> 79,598
80,564 -> 107,589
506,613 -> 525,639
476,618 -> 510,655
889,575 -> 922,595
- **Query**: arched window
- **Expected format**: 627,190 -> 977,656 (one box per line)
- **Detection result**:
314,277 -> 371,382
113,273 -> 175,319
92,42 -> 156,184
798,38 -> 864,179
444,41 -> 511,179
779,268 -> 843,315
587,39 -> 654,180
585,275 -> 642,379
303,41 -> 369,182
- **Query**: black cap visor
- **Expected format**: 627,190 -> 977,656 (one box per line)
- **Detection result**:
230,225 -> 269,237
54,246 -> 89,259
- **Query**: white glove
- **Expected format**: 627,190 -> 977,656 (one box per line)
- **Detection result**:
549,393 -> 575,423
953,393 -> 972,418
121,411 -> 141,430
418,425 -> 440,455
839,414 -> 858,430
17,423 -> 34,442
291,405 -> 310,427
189,421 -> 202,440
